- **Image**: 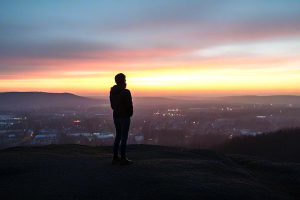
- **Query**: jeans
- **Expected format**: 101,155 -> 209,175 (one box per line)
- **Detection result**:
113,117 -> 131,158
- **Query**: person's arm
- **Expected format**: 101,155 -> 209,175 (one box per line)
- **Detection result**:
109,94 -> 114,110
125,90 -> 133,117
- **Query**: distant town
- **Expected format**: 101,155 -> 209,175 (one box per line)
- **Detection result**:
1,95 -> 299,150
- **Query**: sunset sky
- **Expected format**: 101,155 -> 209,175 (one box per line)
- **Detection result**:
1,0 -> 300,97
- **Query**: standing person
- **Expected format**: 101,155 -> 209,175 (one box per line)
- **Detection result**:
110,73 -> 134,165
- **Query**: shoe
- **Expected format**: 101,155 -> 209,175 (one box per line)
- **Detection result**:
120,158 -> 134,165
112,156 -> 121,164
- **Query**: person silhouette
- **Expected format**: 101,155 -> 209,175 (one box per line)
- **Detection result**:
110,73 -> 134,165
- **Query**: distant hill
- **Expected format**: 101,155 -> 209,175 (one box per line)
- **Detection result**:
0,144 -> 299,199
133,95 -> 300,106
85,96 -> 194,106
215,95 -> 300,105
0,92 -> 107,106
132,97 -> 191,105
1,92 -> 299,107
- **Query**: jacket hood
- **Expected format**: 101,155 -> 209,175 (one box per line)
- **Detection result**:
110,84 -> 125,95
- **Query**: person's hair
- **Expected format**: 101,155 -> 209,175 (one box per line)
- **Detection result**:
115,73 -> 126,84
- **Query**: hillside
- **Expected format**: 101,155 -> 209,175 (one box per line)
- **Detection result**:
0,92 -> 106,106
0,144 -> 299,199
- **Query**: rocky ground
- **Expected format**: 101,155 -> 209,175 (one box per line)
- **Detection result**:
0,144 -> 299,200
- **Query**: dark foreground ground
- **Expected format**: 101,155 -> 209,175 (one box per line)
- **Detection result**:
0,144 -> 299,200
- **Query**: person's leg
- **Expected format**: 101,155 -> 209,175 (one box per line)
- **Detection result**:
120,117 -> 130,158
113,118 -> 122,157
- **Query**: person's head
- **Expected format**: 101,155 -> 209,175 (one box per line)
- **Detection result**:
115,73 -> 126,85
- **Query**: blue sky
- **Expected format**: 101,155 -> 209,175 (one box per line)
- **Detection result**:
0,1 -> 300,96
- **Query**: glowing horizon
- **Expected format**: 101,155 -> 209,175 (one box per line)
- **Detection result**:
1,1 -> 300,97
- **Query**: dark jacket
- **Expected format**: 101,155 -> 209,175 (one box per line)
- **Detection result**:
110,84 -> 133,118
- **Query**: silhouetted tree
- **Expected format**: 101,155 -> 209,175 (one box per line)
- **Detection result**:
215,127 -> 300,163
